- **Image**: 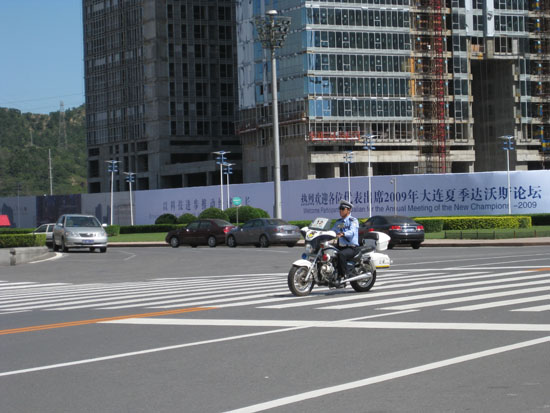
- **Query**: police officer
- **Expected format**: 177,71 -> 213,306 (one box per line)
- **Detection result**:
331,199 -> 359,285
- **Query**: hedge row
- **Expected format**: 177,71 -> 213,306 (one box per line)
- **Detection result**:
414,216 -> 532,232
118,224 -> 183,234
0,234 -> 46,248
0,228 -> 34,234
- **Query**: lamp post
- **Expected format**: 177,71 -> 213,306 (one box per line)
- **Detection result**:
105,160 -> 119,225
255,10 -> 291,219
224,163 -> 235,209
343,151 -> 353,202
213,151 -> 230,210
124,172 -> 136,226
362,134 -> 379,217
390,177 -> 397,216
498,135 -> 514,215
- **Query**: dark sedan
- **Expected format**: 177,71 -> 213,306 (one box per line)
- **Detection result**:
226,218 -> 301,248
359,215 -> 424,249
166,219 -> 235,248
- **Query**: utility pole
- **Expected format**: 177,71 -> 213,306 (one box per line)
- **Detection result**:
48,149 -> 53,195
58,101 -> 67,148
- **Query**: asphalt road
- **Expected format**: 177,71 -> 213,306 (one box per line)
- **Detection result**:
1,245 -> 550,412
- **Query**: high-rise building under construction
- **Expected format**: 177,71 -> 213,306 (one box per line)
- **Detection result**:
237,0 -> 550,182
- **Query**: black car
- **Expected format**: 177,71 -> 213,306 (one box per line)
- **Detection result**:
359,215 -> 424,249
165,219 -> 235,248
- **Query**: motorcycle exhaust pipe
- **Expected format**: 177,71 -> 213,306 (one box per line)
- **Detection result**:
344,273 -> 372,283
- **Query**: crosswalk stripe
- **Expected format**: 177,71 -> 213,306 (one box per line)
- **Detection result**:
445,294 -> 550,311
511,303 -> 550,312
0,279 -> 284,311
261,270 -> 543,309
1,268 -> 548,314
316,278 -> 550,310
381,285 -> 550,311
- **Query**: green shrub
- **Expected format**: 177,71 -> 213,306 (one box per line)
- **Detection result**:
155,213 -> 178,224
105,225 -> 120,237
413,218 -> 444,233
531,214 -> 550,226
289,220 -> 313,229
0,234 -> 45,248
226,206 -> 269,223
198,207 -> 229,221
119,224 -> 183,234
414,216 -> 531,231
177,213 -> 196,225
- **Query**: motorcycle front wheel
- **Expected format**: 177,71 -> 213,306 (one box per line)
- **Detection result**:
351,261 -> 376,292
288,265 -> 314,297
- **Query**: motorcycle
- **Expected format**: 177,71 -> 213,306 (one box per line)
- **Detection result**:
288,217 -> 391,297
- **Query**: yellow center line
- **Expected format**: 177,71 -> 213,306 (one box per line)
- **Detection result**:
0,307 -> 216,336
530,268 -> 550,271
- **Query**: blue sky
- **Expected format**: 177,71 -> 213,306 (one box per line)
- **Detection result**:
0,1 -> 84,114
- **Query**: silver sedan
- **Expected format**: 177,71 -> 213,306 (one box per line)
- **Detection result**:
52,214 -> 108,253
226,218 -> 301,248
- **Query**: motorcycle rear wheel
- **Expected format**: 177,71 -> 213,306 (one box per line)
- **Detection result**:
288,265 -> 314,296
351,261 -> 376,292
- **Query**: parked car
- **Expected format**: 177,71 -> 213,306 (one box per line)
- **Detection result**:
166,219 -> 235,248
359,215 -> 425,249
52,214 -> 108,253
32,223 -> 55,248
225,218 -> 302,248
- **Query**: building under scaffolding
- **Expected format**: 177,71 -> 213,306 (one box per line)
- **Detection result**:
237,0 -> 550,183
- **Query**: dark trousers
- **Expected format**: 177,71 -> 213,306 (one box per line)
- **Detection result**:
336,246 -> 358,278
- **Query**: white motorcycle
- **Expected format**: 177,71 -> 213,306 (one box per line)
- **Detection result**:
288,217 -> 391,297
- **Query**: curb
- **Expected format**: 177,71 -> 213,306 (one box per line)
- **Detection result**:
108,238 -> 550,248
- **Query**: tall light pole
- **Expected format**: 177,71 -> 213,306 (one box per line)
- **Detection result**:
499,135 -> 514,215
213,151 -> 229,210
124,172 -> 136,226
362,134 -> 379,217
224,163 -> 235,209
255,10 -> 291,219
390,177 -> 397,216
343,151 -> 353,202
106,160 -> 119,225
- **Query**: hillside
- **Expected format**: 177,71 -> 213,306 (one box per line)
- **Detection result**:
0,105 -> 86,197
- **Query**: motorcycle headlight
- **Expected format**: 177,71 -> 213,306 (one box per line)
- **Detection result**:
305,243 -> 314,254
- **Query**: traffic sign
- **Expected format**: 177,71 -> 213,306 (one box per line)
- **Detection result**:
232,197 -> 242,206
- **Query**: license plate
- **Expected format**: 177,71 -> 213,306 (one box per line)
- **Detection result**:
83,239 -> 94,244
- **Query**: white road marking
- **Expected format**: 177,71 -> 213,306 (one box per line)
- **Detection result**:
0,278 -> 282,311
0,310 -> 411,377
265,271 -> 544,309
29,253 -> 63,264
381,285 -> 550,311
223,335 -> 550,413
511,303 -> 550,312
104,318 -> 550,332
445,294 -> 550,311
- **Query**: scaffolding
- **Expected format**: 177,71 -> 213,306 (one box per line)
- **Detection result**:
410,0 -> 449,174
531,0 -> 550,165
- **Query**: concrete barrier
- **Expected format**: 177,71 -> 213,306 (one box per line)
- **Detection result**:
0,247 -> 52,266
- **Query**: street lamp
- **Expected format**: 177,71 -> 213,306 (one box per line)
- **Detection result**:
390,177 -> 397,216
255,10 -> 291,219
498,135 -> 515,215
343,151 -> 353,202
105,160 -> 119,225
124,172 -> 136,226
362,134 -> 379,217
224,163 -> 235,209
213,151 -> 230,210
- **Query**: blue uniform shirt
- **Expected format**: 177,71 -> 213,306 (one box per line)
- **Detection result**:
332,215 -> 359,247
